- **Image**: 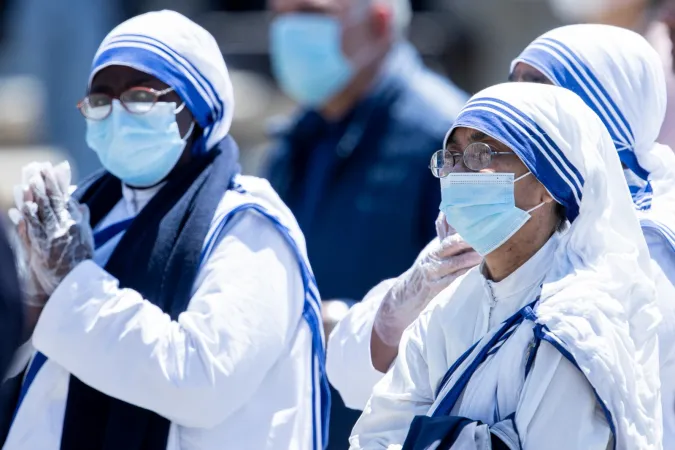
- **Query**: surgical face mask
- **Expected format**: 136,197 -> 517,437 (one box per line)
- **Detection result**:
439,172 -> 546,257
86,100 -> 194,187
270,13 -> 355,106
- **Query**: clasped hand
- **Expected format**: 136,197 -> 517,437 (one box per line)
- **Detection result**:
10,163 -> 94,306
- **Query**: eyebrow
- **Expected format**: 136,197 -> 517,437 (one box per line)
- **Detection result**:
468,131 -> 488,142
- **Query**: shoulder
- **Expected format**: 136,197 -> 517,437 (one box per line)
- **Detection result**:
389,66 -> 469,140
208,175 -> 308,260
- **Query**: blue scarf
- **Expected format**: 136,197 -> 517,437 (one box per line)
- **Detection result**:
61,136 -> 240,450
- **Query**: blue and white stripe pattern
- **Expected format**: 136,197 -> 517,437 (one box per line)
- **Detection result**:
641,218 -> 675,254
89,11 -> 234,153
514,37 -> 650,182
449,96 -> 585,222
201,203 -> 330,450
630,182 -> 653,212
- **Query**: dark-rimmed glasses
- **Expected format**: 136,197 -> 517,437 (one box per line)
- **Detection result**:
430,142 -> 513,178
77,87 -> 178,120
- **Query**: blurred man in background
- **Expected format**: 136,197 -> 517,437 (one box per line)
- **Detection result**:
265,0 -> 467,447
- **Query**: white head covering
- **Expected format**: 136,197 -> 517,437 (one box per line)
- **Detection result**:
89,10 -> 235,153
511,24 -> 675,236
447,82 -> 662,449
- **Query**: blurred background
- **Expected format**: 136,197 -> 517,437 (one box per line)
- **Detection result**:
0,1 -> 671,448
0,0 -> 667,209
0,0 -> 569,211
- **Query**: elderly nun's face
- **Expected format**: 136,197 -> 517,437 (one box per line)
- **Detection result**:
509,63 -> 553,84
447,126 -> 557,227
90,65 -> 195,139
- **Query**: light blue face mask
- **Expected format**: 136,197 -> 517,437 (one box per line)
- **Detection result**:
440,172 -> 547,256
270,13 -> 355,106
86,100 -> 194,187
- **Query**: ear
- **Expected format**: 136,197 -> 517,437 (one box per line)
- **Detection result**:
539,183 -> 555,204
369,3 -> 392,38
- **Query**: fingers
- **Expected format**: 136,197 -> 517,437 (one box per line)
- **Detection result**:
21,202 -> 47,245
435,234 -> 474,258
30,181 -> 56,229
17,218 -> 31,251
427,250 -> 482,281
42,167 -> 68,221
435,212 -> 456,241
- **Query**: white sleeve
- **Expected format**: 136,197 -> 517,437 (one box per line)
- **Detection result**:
516,342 -> 612,450
326,279 -> 397,411
645,229 -> 675,286
32,210 -> 305,429
348,310 -> 435,450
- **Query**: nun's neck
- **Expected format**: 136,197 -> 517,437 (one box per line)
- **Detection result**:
482,225 -> 557,283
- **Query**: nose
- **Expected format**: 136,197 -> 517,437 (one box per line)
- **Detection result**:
450,160 -> 470,174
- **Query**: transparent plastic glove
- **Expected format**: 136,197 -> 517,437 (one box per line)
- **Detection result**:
373,214 -> 482,346
18,169 -> 94,299
12,217 -> 50,307
12,161 -> 72,213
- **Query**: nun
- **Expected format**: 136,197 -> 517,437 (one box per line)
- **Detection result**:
510,24 -> 675,446
511,24 -> 675,285
349,82 -> 662,449
4,10 -> 328,450
327,23 -> 675,419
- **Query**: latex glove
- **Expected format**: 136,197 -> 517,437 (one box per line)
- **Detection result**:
373,213 -> 482,347
12,217 -> 50,307
15,167 -> 93,301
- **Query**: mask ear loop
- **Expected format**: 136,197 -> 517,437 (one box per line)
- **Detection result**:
514,171 -> 532,182
181,121 -> 196,141
172,100 -> 195,141
526,201 -> 550,214
515,172 -> 552,213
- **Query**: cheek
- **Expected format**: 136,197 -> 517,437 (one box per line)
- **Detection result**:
176,110 -> 194,137
341,21 -> 371,59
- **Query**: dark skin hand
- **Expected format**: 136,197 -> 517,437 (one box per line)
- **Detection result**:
89,65 -> 200,188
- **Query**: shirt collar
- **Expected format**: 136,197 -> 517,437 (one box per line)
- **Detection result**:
121,182 -> 166,216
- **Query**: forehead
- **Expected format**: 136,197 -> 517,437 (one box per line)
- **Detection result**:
447,127 -> 514,151
270,0 -> 349,14
90,65 -> 169,93
510,62 -> 554,84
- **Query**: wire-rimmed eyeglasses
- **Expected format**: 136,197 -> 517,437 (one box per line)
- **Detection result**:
430,142 -> 514,178
77,87 -> 179,120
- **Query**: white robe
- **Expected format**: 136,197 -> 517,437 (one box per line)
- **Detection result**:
349,233 -> 613,449
646,230 -> 675,287
4,175 -> 316,450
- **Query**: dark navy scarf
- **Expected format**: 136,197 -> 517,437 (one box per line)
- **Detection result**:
61,136 -> 240,450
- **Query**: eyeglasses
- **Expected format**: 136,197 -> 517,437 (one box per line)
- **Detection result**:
77,87 -> 177,120
430,142 -> 514,178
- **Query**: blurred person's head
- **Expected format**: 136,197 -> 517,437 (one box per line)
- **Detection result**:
660,0 -> 675,68
80,10 -> 235,188
510,24 -> 675,213
269,0 -> 412,117
548,0 -> 654,30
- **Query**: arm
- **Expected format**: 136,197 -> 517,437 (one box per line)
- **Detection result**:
348,311 -> 436,450
432,342 -> 612,449
645,230 -> 675,287
515,342 -> 612,449
32,211 -> 305,429
326,279 -> 397,411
